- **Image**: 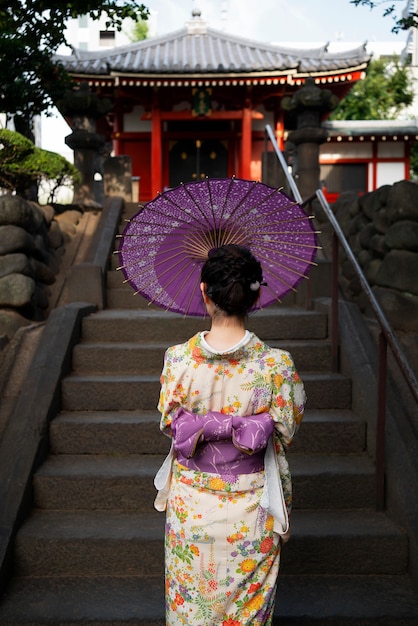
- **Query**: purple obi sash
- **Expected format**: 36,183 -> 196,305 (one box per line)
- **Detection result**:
171,408 -> 274,475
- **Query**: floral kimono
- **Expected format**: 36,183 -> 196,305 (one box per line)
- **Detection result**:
156,330 -> 306,626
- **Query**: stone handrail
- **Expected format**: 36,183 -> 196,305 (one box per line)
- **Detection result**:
62,196 -> 124,308
0,302 -> 96,589
0,195 -> 124,588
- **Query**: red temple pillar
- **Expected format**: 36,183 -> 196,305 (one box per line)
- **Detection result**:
275,117 -> 285,151
112,98 -> 123,156
151,93 -> 162,197
241,105 -> 252,179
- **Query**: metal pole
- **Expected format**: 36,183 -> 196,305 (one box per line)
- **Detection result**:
376,331 -> 388,511
331,231 -> 339,372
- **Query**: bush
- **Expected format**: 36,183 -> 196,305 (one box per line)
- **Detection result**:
0,128 -> 81,202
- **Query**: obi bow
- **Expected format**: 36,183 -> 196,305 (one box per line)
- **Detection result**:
155,408 -> 290,539
171,408 -> 274,458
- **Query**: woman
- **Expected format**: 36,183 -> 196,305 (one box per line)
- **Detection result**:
154,244 -> 306,625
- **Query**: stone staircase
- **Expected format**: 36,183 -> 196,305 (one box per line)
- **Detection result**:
0,204 -> 418,624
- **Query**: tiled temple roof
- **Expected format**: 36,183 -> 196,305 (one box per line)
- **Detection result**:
56,11 -> 370,80
323,119 -> 418,137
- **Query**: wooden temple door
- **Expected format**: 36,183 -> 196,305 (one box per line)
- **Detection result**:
169,139 -> 228,188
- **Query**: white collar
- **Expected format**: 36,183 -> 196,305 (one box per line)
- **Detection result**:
200,330 -> 252,355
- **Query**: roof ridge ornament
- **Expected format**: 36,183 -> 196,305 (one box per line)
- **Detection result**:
187,7 -> 207,35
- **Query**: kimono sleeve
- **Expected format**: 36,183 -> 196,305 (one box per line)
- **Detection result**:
157,346 -> 187,437
267,350 -> 306,516
269,349 -> 306,448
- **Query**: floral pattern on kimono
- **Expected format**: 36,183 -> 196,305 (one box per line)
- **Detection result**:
157,331 -> 306,625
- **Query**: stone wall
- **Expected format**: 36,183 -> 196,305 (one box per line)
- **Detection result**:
0,195 -> 83,341
331,180 -> 418,335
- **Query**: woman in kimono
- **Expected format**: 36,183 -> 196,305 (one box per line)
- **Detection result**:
154,244 -> 306,626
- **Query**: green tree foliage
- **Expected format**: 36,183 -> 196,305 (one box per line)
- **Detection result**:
350,0 -> 418,33
0,129 -> 81,201
330,57 -> 414,120
128,19 -> 149,42
0,1 -> 149,131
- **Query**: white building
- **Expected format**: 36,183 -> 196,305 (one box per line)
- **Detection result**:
61,10 -> 157,52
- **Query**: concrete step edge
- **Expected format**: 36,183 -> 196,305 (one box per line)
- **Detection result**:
71,340 -> 332,370
84,307 -> 326,320
33,457 -> 375,511
1,575 -> 418,624
61,371 -> 349,383
34,452 -> 375,477
15,510 -> 407,576
16,509 -> 405,540
73,338 -> 332,351
51,407 -> 363,425
49,409 -> 365,456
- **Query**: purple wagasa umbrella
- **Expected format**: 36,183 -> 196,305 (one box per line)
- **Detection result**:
117,177 -> 319,316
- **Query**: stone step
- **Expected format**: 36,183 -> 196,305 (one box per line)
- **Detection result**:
106,264 -> 149,288
80,307 -> 328,343
50,410 -> 167,455
32,453 -> 375,511
110,251 -> 125,271
49,409 -> 365,456
115,206 -> 140,236
107,271 -> 333,309
107,267 -> 133,288
117,208 -> 142,230
71,341 -> 167,374
33,454 -> 160,512
61,371 -> 351,411
106,284 -> 302,311
106,287 -> 159,310
14,509 -> 407,578
15,511 -> 164,578
290,409 -> 366,454
289,452 -> 375,509
109,253 -> 332,291
71,338 -> 332,374
105,266 -> 162,310
1,574 -> 418,625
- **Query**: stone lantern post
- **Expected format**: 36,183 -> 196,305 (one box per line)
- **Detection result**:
282,78 -> 339,201
58,84 -> 113,207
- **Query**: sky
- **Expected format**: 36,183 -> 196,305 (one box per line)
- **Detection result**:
144,0 -> 406,47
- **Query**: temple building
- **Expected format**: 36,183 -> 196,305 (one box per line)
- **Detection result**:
56,8 -> 376,202
320,119 -> 418,202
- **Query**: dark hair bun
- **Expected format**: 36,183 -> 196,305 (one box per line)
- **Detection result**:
201,244 -> 263,315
